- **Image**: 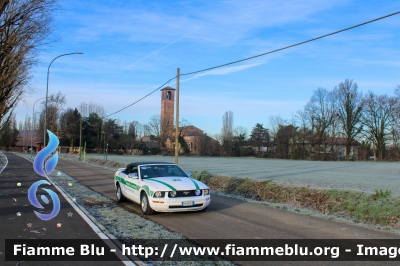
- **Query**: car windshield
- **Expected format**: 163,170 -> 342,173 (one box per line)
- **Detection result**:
139,165 -> 187,179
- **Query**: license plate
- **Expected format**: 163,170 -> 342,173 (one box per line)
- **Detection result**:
182,201 -> 194,206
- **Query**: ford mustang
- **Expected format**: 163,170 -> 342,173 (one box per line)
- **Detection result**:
114,162 -> 210,215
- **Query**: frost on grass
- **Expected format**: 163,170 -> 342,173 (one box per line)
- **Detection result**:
93,206 -> 183,240
191,170 -> 400,232
52,173 -> 233,264
48,171 -> 182,241
27,164 -> 230,264
17,154 -> 233,265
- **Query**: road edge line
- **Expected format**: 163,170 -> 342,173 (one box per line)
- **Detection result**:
0,151 -> 9,174
17,153 -> 144,266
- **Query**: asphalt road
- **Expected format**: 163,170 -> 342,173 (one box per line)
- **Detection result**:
55,157 -> 400,266
0,153 -> 124,266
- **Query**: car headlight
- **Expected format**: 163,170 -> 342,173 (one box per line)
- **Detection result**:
153,191 -> 165,198
195,189 -> 201,196
203,189 -> 209,195
169,191 -> 177,197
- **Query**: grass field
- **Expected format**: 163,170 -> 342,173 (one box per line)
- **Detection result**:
56,153 -> 400,229
82,154 -> 400,196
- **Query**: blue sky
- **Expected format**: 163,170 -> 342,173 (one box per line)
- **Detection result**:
15,0 -> 400,136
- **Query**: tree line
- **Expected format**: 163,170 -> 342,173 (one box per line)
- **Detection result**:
2,78 -> 400,161
2,79 -> 400,161
1,92 -> 182,155
219,79 -> 400,161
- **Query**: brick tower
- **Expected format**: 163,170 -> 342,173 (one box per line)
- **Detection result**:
160,86 -> 175,137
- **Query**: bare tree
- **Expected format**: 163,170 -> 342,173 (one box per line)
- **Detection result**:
79,101 -> 106,118
147,114 -> 160,137
143,124 -> 151,136
38,91 -> 66,134
304,88 -> 336,160
59,108 -> 80,147
144,114 -> 166,148
119,134 -> 136,154
197,134 -> 211,156
127,122 -> 135,137
268,115 -> 287,156
234,126 -> 247,138
361,92 -> 396,161
333,79 -> 363,160
391,85 -> 400,159
0,113 -> 19,149
296,110 -> 311,159
133,121 -> 143,138
180,118 -> 192,127
232,126 -> 247,156
0,0 -> 57,132
221,110 -> 234,156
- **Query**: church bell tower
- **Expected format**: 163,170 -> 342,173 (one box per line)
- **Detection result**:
160,86 -> 175,137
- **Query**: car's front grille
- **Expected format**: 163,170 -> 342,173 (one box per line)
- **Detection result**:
168,190 -> 202,198
169,204 -> 203,209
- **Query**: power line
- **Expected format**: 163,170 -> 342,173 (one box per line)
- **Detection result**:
106,10 -> 400,118
104,77 -> 176,118
181,10 -> 400,77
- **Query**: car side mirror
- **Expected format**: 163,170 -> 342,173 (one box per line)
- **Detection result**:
128,173 -> 138,179
186,171 -> 192,177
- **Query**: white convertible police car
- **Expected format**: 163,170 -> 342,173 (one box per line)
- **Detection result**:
114,162 -> 210,215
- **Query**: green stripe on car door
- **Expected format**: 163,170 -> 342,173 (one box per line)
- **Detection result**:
115,175 -> 140,190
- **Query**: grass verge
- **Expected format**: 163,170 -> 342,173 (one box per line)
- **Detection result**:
59,156 -> 400,229
191,170 -> 400,228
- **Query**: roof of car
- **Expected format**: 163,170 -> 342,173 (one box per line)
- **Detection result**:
126,162 -> 175,167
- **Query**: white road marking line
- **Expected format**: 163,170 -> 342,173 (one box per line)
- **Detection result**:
18,154 -> 138,266
0,151 -> 9,174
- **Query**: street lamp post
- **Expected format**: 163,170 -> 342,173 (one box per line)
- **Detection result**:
31,97 -> 45,157
79,115 -> 82,161
44,52 -> 83,147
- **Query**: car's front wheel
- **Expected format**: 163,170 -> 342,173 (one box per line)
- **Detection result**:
141,192 -> 154,215
116,183 -> 125,202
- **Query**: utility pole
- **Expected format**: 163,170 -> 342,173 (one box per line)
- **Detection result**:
83,141 -> 86,162
174,68 -> 180,164
103,132 -> 106,160
79,115 -> 82,161
106,143 -> 108,161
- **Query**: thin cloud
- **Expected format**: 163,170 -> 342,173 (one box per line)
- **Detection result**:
180,62 -> 262,83
120,27 -> 201,71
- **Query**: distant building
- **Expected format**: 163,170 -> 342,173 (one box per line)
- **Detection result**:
160,87 -> 175,137
159,87 -> 220,156
14,130 -> 43,153
164,125 -> 220,156
137,136 -> 159,149
324,137 -> 361,159
289,136 -> 361,159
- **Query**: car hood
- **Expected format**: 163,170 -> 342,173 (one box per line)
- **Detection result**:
143,177 -> 207,191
